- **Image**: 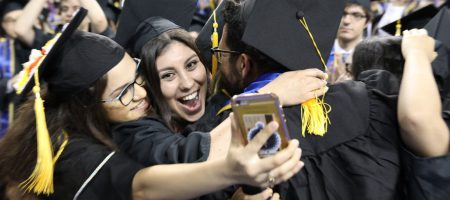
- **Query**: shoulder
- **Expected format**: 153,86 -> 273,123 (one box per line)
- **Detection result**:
53,136 -> 143,200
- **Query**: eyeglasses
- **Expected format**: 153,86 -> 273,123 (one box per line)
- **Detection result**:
211,47 -> 241,63
342,11 -> 367,21
101,58 -> 145,106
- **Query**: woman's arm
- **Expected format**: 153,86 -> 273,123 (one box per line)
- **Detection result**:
132,114 -> 303,200
398,29 -> 449,157
258,69 -> 328,106
14,0 -> 47,46
79,0 -> 108,34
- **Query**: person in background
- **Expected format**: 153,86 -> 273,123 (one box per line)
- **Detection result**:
0,0 -> 30,136
327,0 -> 372,83
15,0 -> 113,45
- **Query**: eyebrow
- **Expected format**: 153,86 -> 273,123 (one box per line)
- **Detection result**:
109,82 -> 129,97
184,54 -> 198,65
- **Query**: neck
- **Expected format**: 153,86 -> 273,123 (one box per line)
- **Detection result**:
338,36 -> 363,52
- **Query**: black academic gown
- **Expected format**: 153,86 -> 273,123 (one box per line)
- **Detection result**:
45,136 -> 143,200
112,115 -> 236,200
112,117 -> 211,166
214,69 -> 450,200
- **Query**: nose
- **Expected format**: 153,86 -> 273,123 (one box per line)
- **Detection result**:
133,84 -> 147,101
178,72 -> 195,91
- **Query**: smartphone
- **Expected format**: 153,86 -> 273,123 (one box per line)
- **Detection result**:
231,93 -> 290,157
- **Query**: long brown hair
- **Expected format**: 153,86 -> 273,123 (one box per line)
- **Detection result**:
0,75 -> 114,197
140,29 -> 211,132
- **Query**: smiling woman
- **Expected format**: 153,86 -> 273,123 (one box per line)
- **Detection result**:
102,55 -> 150,123
144,29 -> 209,131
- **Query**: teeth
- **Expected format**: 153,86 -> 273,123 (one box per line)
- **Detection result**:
181,92 -> 198,101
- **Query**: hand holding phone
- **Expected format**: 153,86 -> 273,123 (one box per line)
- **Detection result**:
231,93 -> 290,157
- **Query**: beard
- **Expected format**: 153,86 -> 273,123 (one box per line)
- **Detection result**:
217,63 -> 245,96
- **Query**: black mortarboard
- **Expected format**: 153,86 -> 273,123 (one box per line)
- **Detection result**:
114,0 -> 197,53
425,6 -> 450,50
381,4 -> 438,36
241,0 -> 346,71
0,0 -> 24,19
425,6 -> 450,97
18,8 -> 125,98
125,17 -> 181,57
349,0 -> 370,10
195,0 -> 226,73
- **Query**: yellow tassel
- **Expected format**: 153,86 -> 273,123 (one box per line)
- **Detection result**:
19,86 -> 54,195
395,20 -> 402,36
16,32 -> 66,195
211,11 -> 219,77
301,96 -> 331,137
19,68 -> 54,195
297,17 -> 332,137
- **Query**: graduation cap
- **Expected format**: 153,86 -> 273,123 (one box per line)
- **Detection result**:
227,0 -> 346,136
0,0 -> 24,19
14,8 -> 125,195
241,0 -> 346,71
114,0 -> 197,55
348,0 -> 370,10
381,4 -> 439,36
195,0 -> 226,76
425,5 -> 450,97
425,5 -> 450,50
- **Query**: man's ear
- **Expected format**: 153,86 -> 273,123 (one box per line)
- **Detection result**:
240,53 -> 252,79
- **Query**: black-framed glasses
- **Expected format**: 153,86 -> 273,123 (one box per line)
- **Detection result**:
342,11 -> 367,21
101,58 -> 145,106
211,47 -> 241,63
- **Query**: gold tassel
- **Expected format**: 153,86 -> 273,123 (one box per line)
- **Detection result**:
14,32 -> 66,195
301,95 -> 331,137
19,68 -> 54,195
211,10 -> 219,76
395,20 -> 402,36
297,17 -> 332,137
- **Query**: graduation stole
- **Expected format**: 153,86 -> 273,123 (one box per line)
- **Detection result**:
0,38 -> 16,132
217,72 -> 281,115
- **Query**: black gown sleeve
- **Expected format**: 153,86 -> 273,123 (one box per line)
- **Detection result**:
112,117 -> 211,166
401,148 -> 450,200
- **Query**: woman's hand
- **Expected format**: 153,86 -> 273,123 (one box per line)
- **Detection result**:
401,29 -> 437,62
259,69 -> 328,106
225,113 -> 304,188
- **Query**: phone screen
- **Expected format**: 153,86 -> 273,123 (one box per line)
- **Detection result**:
231,93 -> 290,157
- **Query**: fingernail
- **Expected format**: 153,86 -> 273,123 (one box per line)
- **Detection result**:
298,161 -> 305,168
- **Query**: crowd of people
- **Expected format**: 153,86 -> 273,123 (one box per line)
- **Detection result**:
0,0 -> 449,199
